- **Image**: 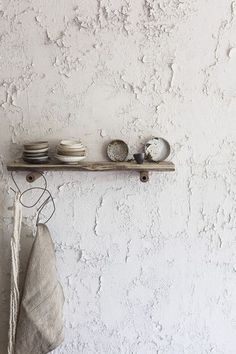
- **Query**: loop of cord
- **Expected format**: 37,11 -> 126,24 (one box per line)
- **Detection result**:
10,171 -> 55,225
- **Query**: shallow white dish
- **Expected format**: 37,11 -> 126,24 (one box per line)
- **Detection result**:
56,149 -> 86,157
59,140 -> 83,149
144,137 -> 170,162
57,146 -> 85,153
24,141 -> 48,150
55,154 -> 86,164
23,147 -> 49,153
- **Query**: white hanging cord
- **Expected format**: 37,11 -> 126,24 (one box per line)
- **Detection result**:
7,192 -> 22,354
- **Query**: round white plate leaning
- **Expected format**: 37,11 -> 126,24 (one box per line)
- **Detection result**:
144,137 -> 170,162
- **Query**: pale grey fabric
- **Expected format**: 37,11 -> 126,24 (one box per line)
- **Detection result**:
15,224 -> 64,354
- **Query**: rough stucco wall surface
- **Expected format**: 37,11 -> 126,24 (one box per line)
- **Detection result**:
0,0 -> 236,353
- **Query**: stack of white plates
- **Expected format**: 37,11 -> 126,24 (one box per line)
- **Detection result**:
55,140 -> 86,164
23,141 -> 49,164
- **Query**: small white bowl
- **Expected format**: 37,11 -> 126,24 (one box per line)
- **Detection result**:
59,140 -> 83,149
55,154 -> 86,164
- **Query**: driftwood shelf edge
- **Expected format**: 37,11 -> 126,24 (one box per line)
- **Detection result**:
7,160 -> 175,183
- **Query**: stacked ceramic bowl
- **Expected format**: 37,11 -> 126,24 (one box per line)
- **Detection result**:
23,141 -> 49,164
55,140 -> 86,164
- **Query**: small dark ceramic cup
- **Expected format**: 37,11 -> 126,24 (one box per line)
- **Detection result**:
133,153 -> 145,164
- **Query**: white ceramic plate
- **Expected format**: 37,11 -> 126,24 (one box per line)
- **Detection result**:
55,154 -> 86,164
58,144 -> 84,150
144,137 -> 170,162
56,149 -> 86,157
57,145 -> 85,152
24,141 -> 48,150
59,140 -> 83,149
23,147 -> 49,153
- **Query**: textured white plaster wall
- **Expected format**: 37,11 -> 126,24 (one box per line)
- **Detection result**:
0,0 -> 236,353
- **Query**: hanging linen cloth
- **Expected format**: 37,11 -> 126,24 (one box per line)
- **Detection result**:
7,193 -> 22,354
14,223 -> 64,354
8,193 -> 64,354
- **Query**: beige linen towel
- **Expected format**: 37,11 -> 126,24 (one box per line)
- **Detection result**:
15,224 -> 64,354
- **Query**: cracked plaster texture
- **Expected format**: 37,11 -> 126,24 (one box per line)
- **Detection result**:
0,0 -> 236,353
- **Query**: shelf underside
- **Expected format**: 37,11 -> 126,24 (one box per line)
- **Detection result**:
7,160 -> 175,172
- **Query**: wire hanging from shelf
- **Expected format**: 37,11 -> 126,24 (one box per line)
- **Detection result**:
10,171 -> 55,225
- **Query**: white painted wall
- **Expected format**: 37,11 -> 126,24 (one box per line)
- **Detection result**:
0,0 -> 236,353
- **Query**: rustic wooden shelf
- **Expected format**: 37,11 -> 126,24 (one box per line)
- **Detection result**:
7,160 -> 175,183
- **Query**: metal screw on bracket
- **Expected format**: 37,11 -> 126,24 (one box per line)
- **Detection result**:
140,171 -> 149,183
26,172 -> 43,183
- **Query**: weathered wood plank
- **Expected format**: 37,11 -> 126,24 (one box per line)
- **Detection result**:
7,160 -> 175,172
